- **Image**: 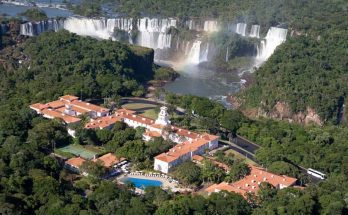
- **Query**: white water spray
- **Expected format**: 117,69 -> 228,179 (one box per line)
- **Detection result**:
249,25 -> 260,38
257,27 -> 287,61
187,40 -> 202,64
236,23 -> 247,36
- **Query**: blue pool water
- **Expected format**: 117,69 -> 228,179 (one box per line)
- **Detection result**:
122,177 -> 162,190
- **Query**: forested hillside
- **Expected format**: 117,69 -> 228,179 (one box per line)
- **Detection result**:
0,30 -> 153,105
239,1 -> 348,124
0,29 -> 154,139
115,0 -> 348,124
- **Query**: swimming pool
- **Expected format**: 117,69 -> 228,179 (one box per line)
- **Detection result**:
121,177 -> 163,190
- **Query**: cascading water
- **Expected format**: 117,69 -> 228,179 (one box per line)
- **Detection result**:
106,18 -> 133,32
187,40 -> 202,64
203,21 -> 218,32
19,17 -> 288,67
236,23 -> 247,36
201,43 -> 209,62
136,18 -> 176,50
185,20 -> 218,32
63,17 -> 115,39
249,25 -> 260,38
20,19 -> 64,36
186,20 -> 202,31
184,41 -> 191,55
17,15 -> 293,105
257,27 -> 288,61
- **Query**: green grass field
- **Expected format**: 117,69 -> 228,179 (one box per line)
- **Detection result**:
121,103 -> 157,109
122,102 -> 159,119
56,144 -> 103,160
224,149 -> 258,166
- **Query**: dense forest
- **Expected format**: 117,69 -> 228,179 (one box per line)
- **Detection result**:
0,0 -> 348,214
1,30 -> 154,105
113,0 -> 348,124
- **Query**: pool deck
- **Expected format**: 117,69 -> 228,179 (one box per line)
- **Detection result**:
118,173 -> 176,189
117,173 -> 189,193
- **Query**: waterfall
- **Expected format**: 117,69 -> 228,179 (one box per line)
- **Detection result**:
236,23 -> 247,36
136,18 -> 176,50
18,17 -> 287,66
257,27 -> 288,61
20,19 -> 64,36
63,17 -> 115,40
187,40 -> 202,64
249,25 -> 260,38
184,41 -> 191,55
107,18 -> 133,32
157,33 -> 172,49
186,20 -> 196,30
201,43 -> 209,62
204,21 -> 218,32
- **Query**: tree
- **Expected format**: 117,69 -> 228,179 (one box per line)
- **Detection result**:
145,137 -> 175,157
144,187 -> 171,207
74,128 -> 98,145
220,110 -> 246,135
20,8 -> 48,21
96,129 -> 113,144
268,161 -> 300,178
172,161 -> 201,186
201,160 -> 225,183
27,120 -> 69,152
32,175 -> 61,204
115,140 -> 147,162
257,182 -> 277,203
225,161 -> 251,182
80,160 -> 106,178
207,192 -> 251,215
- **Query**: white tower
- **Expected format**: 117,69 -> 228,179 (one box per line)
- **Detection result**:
155,106 -> 171,126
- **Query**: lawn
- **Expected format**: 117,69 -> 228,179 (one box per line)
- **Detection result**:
121,103 -> 157,110
56,144 -> 104,160
224,149 -> 258,166
122,102 -> 159,119
139,109 -> 158,119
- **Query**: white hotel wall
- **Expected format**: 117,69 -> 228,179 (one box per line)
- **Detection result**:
154,159 -> 170,173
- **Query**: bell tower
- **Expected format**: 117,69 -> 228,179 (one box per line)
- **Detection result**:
155,106 -> 171,126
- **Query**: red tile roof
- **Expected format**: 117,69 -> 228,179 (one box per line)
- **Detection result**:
66,157 -> 86,168
59,95 -> 79,102
205,165 -> 297,197
172,126 -> 200,139
116,109 -> 155,126
85,115 -> 122,129
71,100 -> 109,113
155,138 -> 211,163
41,109 -> 81,124
30,103 -> 49,111
143,130 -> 162,138
115,109 -> 136,115
92,153 -> 125,168
30,95 -> 111,124
46,100 -> 66,109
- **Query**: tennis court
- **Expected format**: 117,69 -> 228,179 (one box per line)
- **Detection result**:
58,144 -> 99,160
